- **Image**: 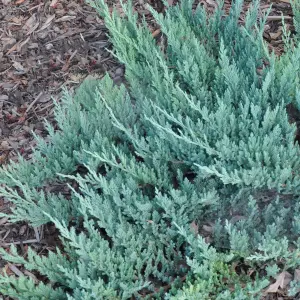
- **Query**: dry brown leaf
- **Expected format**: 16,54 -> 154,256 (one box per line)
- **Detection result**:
0,152 -> 9,164
28,42 -> 38,49
269,30 -> 282,40
152,29 -> 161,38
0,141 -> 10,150
279,0 -> 290,3
3,264 -> 14,276
266,271 -> 293,293
10,16 -> 23,24
190,221 -> 199,235
202,224 -> 213,233
69,73 -> 86,82
2,37 -> 16,50
23,14 -> 40,35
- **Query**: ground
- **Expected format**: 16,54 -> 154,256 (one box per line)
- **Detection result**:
0,0 -> 297,299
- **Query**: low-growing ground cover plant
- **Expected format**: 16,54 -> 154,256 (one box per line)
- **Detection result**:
0,0 -> 300,298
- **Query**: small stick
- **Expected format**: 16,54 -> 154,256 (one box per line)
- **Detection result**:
267,15 -> 292,21
8,264 -> 24,277
3,239 -> 38,246
25,92 -> 43,114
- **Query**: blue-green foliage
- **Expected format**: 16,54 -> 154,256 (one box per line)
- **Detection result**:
0,0 -> 300,299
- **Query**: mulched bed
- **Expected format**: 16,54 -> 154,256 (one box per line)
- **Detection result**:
0,0 -> 298,298
0,0 -> 122,290
0,0 -> 164,292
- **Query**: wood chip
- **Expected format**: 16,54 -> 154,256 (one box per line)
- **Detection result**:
0,95 -> 9,102
0,217 -> 8,225
50,0 -> 59,8
37,15 -> 55,32
19,225 -> 27,235
13,61 -> 26,72
23,14 -> 37,31
55,15 -> 76,22
294,269 -> 300,282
